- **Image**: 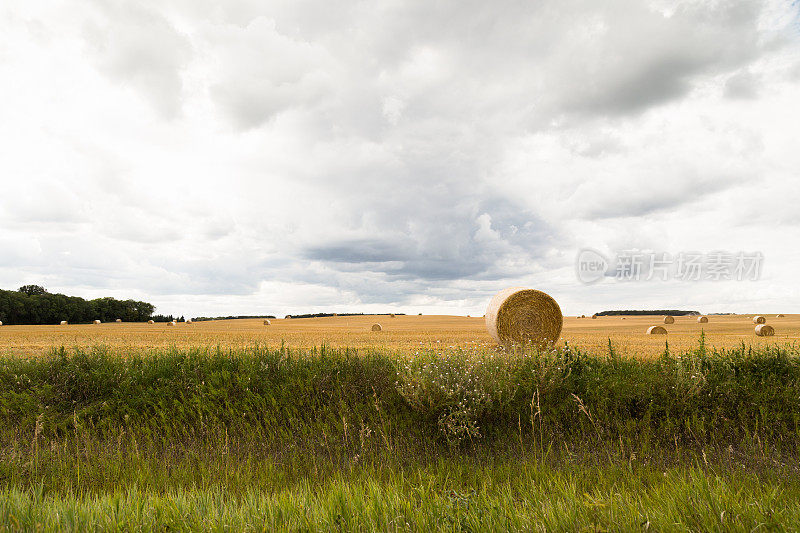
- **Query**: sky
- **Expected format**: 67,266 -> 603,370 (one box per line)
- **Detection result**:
1,0 -> 799,318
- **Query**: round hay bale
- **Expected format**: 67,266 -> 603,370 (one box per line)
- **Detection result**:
0,321 -> 3,326
753,316 -> 766,324
371,323 -> 382,331
93,320 -> 101,324
697,316 -> 708,323
591,314 -> 598,319
263,319 -> 271,326
147,320 -> 154,324
647,325 -> 667,335
755,324 -> 774,336
60,320 -> 68,325
167,321 -> 176,327
390,313 -> 395,318
776,314 -> 785,318
663,316 -> 675,324
484,287 -> 562,347
115,318 -> 122,323
285,315 -> 292,319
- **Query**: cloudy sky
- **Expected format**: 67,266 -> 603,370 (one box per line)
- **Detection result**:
1,0 -> 799,318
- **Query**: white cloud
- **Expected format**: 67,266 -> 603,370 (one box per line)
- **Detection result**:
0,0 -> 798,317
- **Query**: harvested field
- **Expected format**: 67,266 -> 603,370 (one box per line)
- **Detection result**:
0,313 -> 797,357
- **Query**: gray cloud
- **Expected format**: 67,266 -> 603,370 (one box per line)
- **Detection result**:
0,0 -> 798,316
82,1 -> 191,118
725,70 -> 760,99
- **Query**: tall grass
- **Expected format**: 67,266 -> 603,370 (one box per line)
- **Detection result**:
2,461 -> 800,531
1,340 -> 799,530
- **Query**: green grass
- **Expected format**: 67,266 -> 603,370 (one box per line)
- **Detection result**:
1,340 -> 799,530
2,461 -> 799,531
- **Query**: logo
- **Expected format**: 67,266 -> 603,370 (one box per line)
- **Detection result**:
576,248 -> 610,284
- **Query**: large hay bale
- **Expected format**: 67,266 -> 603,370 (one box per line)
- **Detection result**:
591,314 -> 598,319
60,320 -> 68,325
115,318 -> 122,323
371,323 -> 382,331
647,325 -> 667,335
663,316 -> 675,324
93,320 -> 101,324
0,321 -> 3,326
485,287 -> 562,347
148,320 -> 154,324
755,324 -> 774,336
263,319 -> 271,326
776,314 -> 785,318
390,313 -> 395,318
167,321 -> 176,327
753,316 -> 766,324
580,314 -> 586,318
697,316 -> 708,323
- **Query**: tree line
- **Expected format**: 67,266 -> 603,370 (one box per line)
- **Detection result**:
0,285 -> 156,325
595,310 -> 700,316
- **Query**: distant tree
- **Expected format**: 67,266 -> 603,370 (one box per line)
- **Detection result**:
0,287 -> 162,325
18,285 -> 48,296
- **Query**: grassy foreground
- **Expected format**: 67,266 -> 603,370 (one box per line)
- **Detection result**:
1,339 -> 800,530
2,463 -> 799,531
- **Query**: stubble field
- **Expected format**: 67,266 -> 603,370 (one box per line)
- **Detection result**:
0,313 -> 796,357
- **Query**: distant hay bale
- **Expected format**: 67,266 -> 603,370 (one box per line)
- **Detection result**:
116,319 -> 122,323
186,319 -> 192,324
647,325 -> 667,335
776,314 -> 785,318
580,314 -> 586,318
93,320 -> 101,324
147,320 -> 154,324
592,314 -> 598,319
0,321 -> 3,326
285,315 -> 292,319
371,323 -> 382,331
697,316 -> 708,323
333,313 -> 338,317
390,313 -> 395,318
60,320 -> 68,325
263,319 -> 271,325
755,324 -> 774,337
753,316 -> 766,324
663,316 -> 675,324
485,287 -> 562,347
167,321 -> 176,327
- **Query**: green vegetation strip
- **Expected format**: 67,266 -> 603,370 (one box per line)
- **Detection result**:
2,462 -> 799,531
1,339 -> 799,530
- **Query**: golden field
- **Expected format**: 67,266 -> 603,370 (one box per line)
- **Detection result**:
0,313 -> 798,357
